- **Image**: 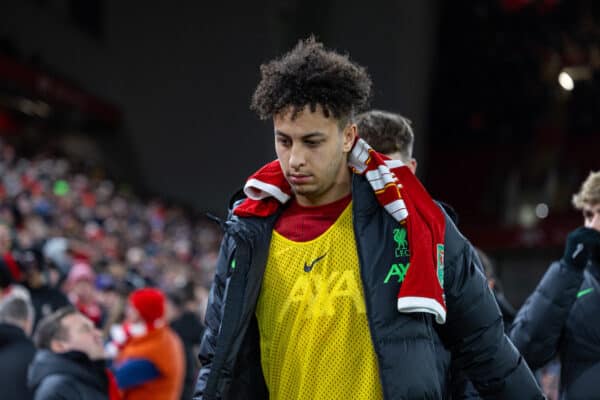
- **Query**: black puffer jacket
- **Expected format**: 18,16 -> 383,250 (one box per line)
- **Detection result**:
28,350 -> 109,400
0,323 -> 36,400
194,175 -> 543,400
510,260 -> 600,399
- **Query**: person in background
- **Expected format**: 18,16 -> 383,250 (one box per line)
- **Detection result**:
167,282 -> 204,400
113,287 -> 184,400
0,290 -> 36,400
20,248 -> 70,327
0,223 -> 22,292
510,170 -> 600,399
476,248 -> 516,329
356,109 -> 460,224
95,273 -> 126,339
356,110 -> 417,172
28,306 -> 119,400
356,110 -> 517,325
64,261 -> 103,327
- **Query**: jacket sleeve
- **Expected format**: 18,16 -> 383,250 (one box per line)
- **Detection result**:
439,230 -> 543,399
509,260 -> 584,370
193,233 -> 234,400
113,358 -> 160,389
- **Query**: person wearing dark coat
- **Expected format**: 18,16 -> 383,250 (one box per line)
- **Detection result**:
168,286 -> 205,400
29,350 -> 112,400
28,306 -> 117,400
19,248 -> 70,328
510,171 -> 600,399
0,291 -> 36,400
194,38 -> 543,399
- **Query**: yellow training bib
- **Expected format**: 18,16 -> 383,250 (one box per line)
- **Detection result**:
255,202 -> 383,400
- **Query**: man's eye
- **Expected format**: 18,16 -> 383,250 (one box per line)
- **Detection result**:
277,138 -> 291,146
305,141 -> 320,147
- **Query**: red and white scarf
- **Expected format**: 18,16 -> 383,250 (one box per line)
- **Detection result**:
235,138 -> 447,323
104,320 -> 165,358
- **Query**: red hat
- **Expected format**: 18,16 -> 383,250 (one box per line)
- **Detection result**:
129,288 -> 165,326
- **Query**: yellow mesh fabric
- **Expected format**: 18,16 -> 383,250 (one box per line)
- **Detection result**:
255,202 -> 383,400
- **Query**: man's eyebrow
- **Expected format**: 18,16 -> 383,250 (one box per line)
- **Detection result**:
275,131 -> 326,139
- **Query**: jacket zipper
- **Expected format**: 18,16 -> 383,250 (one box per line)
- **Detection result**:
203,232 -> 249,399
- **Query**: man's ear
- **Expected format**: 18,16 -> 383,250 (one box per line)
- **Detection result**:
23,318 -> 33,337
343,124 -> 357,152
409,159 -> 418,174
50,339 -> 65,353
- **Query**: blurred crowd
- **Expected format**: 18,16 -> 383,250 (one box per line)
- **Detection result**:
0,138 -> 221,399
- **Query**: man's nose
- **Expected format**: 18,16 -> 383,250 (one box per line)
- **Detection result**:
289,144 -> 306,170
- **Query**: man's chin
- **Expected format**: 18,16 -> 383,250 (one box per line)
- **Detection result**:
291,185 -> 316,196
292,186 -> 319,199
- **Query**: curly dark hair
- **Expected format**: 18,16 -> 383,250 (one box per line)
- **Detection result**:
250,37 -> 372,122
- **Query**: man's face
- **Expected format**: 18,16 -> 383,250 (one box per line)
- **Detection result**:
53,313 -> 104,360
71,280 -> 95,302
274,105 -> 356,206
583,202 -> 600,232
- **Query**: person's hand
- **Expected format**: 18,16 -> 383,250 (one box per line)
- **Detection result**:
561,227 -> 600,270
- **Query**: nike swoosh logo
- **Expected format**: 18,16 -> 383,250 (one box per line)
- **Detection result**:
304,254 -> 327,272
577,288 -> 594,298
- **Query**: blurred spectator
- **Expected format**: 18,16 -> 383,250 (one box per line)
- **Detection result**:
0,290 -> 36,400
42,237 -> 72,285
29,306 -> 118,400
0,137 -> 217,352
96,273 -> 127,339
64,261 -> 103,327
476,248 -> 516,330
20,248 -> 70,327
112,288 -> 184,400
167,283 -> 204,400
0,223 -> 22,290
511,171 -> 600,398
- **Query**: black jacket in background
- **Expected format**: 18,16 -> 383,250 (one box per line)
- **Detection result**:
172,311 -> 205,400
28,350 -> 109,400
0,322 -> 36,400
510,260 -> 600,399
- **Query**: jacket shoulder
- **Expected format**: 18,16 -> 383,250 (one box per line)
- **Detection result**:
34,374 -> 81,400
